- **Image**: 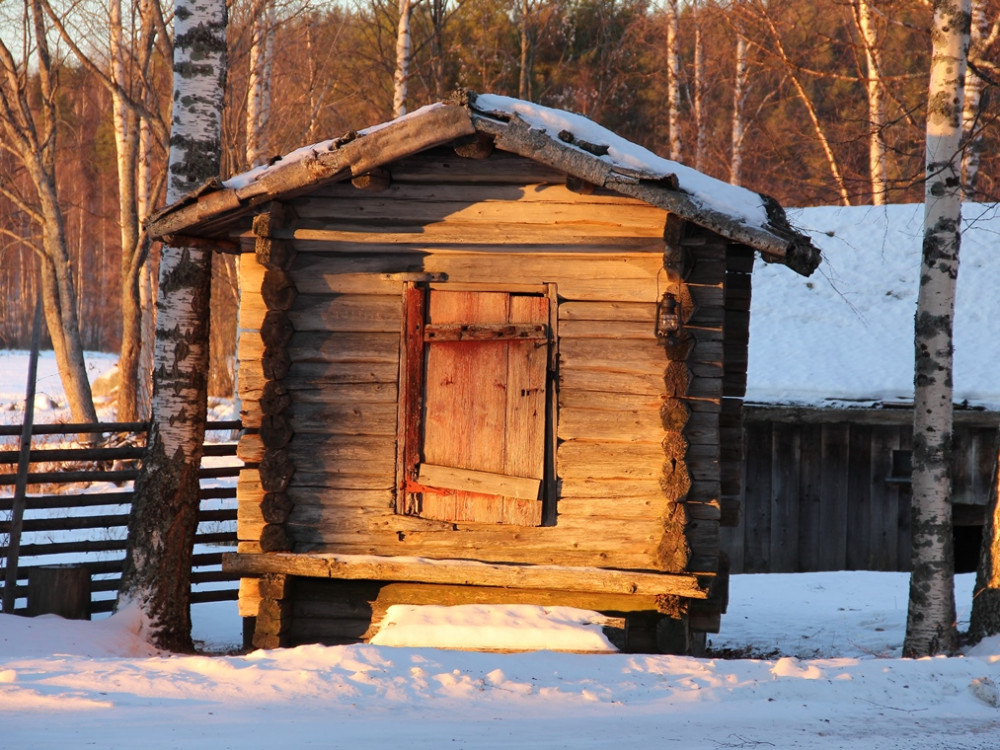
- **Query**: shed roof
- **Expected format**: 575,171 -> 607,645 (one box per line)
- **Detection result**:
747,203 -> 1000,410
148,92 -> 821,276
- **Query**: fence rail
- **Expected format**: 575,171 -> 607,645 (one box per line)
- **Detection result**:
0,420 -> 242,615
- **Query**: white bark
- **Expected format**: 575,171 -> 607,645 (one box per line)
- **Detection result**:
961,0 -> 990,199
393,0 -> 414,118
159,0 -> 227,456
166,0 -> 227,204
666,0 -> 682,161
246,2 -> 275,168
855,0 -> 888,205
904,0 -> 971,659
119,0 -> 227,652
693,9 -> 706,171
730,26 -> 748,185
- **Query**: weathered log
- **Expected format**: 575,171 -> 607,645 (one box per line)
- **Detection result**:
260,311 -> 294,350
237,432 -> 264,463
261,269 -> 297,311
260,380 -> 292,414
261,492 -> 294,524
661,457 -> 692,500
261,346 -> 291,382
260,523 -> 294,553
258,573 -> 290,600
453,132 -> 495,160
660,398 -> 691,432
260,413 -> 293,450
224,552 -> 709,599
259,449 -> 295,493
351,168 -> 392,192
664,362 -> 691,398
662,431 -> 688,463
662,331 -> 696,362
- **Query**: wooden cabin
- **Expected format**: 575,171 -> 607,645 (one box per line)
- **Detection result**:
147,93 -> 821,653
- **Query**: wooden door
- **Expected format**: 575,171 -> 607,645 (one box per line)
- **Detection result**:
400,288 -> 549,525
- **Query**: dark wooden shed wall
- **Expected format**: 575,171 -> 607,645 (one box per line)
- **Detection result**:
722,408 -> 998,574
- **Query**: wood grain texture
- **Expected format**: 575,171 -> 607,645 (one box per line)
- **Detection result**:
224,552 -> 708,599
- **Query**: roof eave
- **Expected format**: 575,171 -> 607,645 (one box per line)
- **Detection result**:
470,109 -> 820,276
147,103 -> 477,241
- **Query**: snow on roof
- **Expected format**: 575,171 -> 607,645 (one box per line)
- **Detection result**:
190,94 -> 819,274
747,202 -> 1000,409
223,103 -> 451,191
471,93 -> 769,227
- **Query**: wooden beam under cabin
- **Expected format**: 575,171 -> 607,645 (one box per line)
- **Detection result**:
224,552 -> 709,599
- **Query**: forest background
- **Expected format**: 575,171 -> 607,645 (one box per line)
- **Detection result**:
1,0 -> 998,411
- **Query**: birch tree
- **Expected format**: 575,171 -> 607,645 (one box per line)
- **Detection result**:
692,4 -> 706,171
853,0 -> 888,204
730,15 -> 748,185
0,0 -> 98,426
40,0 -> 171,420
393,0 -> 414,117
665,0 -> 682,161
108,0 -> 170,420
246,0 -> 276,167
118,0 -> 228,652
961,0 -> 998,198
519,0 -> 534,100
903,0 -> 971,659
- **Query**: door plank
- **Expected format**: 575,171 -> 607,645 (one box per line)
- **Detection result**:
417,464 -> 541,501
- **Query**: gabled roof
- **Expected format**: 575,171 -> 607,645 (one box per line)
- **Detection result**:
148,91 -> 821,276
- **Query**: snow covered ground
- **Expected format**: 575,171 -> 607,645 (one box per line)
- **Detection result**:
2,572 -> 1000,749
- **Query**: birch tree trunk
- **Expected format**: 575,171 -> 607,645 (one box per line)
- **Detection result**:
0,0 -> 98,427
960,1 -> 993,199
666,0 -> 682,161
393,0 -> 414,118
854,0 -> 888,205
903,0 -> 971,659
693,8 -> 706,172
119,0 -> 228,653
730,23 -> 748,186
109,0 -> 152,421
246,1 -> 275,168
136,101 -> 157,419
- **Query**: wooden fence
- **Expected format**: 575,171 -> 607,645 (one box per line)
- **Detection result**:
0,420 -> 241,615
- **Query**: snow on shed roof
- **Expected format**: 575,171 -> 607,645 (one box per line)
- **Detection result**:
147,92 -> 820,275
747,203 -> 1000,410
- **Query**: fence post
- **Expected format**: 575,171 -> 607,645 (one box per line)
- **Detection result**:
2,295 -> 43,613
